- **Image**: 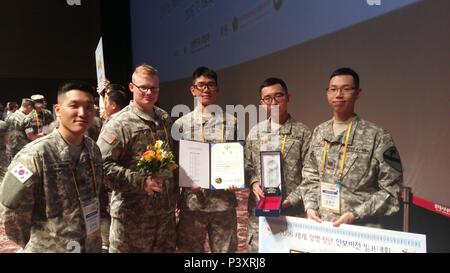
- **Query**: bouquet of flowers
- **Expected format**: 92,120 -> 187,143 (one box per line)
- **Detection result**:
137,140 -> 178,199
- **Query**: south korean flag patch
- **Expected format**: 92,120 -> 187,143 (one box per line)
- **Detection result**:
11,164 -> 34,183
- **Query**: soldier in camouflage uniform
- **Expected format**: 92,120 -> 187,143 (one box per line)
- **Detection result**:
173,67 -> 238,253
97,85 -> 128,252
97,64 -> 178,253
0,120 -> 8,182
0,81 -> 103,252
288,68 -> 403,228
24,94 -> 54,141
0,120 -> 7,219
245,78 -> 311,253
5,98 -> 34,160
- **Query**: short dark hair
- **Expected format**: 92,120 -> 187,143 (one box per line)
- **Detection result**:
57,81 -> 95,102
192,66 -> 217,84
106,83 -> 127,93
106,89 -> 128,110
330,67 -> 360,89
259,77 -> 288,94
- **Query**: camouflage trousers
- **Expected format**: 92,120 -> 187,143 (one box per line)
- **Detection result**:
99,187 -> 111,251
0,150 -> 7,222
109,211 -> 176,253
0,150 -> 8,185
177,209 -> 237,253
246,214 -> 259,253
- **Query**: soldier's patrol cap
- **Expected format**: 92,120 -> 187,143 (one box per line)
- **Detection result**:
0,120 -> 7,134
21,98 -> 33,105
31,94 -> 45,107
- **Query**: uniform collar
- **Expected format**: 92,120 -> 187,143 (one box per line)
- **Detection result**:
323,115 -> 360,145
51,130 -> 91,162
261,114 -> 294,135
130,101 -> 158,123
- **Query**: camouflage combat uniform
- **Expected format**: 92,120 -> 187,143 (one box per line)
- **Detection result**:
97,102 -> 178,253
86,116 -> 103,142
173,109 -> 238,253
0,120 -> 8,190
288,116 -> 403,228
0,130 -> 103,252
245,116 -> 311,252
5,110 -> 30,160
24,109 -> 54,136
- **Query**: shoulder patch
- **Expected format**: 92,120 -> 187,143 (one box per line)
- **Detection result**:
383,146 -> 402,172
11,163 -> 34,183
101,131 -> 117,145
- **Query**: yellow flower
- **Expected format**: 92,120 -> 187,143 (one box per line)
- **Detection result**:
155,140 -> 164,149
155,150 -> 163,161
143,150 -> 155,161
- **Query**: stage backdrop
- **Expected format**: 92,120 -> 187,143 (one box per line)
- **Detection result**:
130,0 -> 450,210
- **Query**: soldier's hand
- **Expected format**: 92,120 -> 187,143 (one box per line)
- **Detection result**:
144,176 -> 163,196
251,182 -> 265,201
332,212 -> 355,227
306,209 -> 322,223
282,199 -> 290,208
226,185 -> 238,193
190,186 -> 203,193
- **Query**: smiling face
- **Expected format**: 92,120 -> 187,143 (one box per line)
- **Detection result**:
55,90 -> 95,137
327,75 -> 361,117
190,75 -> 219,107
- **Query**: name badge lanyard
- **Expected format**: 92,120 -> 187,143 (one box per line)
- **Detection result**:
321,121 -> 353,183
69,153 -> 100,239
281,134 -> 288,157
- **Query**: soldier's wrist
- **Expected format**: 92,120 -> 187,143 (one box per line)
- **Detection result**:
349,207 -> 361,221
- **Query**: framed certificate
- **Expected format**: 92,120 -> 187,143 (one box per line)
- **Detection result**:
179,140 -> 245,189
210,142 -> 245,189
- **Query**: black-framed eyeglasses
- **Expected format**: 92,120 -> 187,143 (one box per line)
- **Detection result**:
261,93 -> 286,104
326,86 -> 356,94
131,82 -> 160,94
192,81 -> 218,91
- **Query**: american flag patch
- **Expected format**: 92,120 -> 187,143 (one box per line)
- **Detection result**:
101,131 -> 117,145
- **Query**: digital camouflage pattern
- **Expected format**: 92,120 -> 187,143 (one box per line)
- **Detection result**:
97,102 -> 178,253
5,110 -> 30,160
245,116 -> 311,252
0,130 -> 103,252
23,109 -> 54,136
173,110 -> 238,212
173,109 -> 238,253
291,116 -> 403,227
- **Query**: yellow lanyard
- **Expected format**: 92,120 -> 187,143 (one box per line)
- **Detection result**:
70,158 -> 98,200
281,135 -> 288,157
321,121 -> 353,180
200,114 -> 225,143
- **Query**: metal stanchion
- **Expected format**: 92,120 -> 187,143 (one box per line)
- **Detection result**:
402,187 -> 411,232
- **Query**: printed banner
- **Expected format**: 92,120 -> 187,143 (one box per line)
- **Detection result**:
259,216 -> 426,253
